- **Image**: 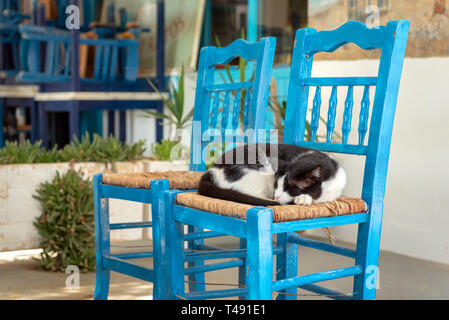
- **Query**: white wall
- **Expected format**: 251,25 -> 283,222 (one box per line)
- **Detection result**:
129,57 -> 449,265
128,70 -> 197,156
306,57 -> 449,265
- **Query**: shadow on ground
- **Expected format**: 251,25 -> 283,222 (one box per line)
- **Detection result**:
1,237 -> 449,300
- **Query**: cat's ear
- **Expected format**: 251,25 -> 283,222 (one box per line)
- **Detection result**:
307,165 -> 323,181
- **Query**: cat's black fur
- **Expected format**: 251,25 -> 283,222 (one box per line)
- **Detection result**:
198,143 -> 342,206
275,150 -> 339,200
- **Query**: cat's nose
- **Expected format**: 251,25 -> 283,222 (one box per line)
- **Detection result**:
274,195 -> 280,200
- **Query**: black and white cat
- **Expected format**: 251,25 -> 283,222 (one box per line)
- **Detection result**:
198,144 -> 346,206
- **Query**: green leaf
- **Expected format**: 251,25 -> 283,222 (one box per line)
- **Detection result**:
142,65 -> 192,131
33,170 -> 95,272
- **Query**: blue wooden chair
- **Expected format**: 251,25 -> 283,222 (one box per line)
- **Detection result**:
165,20 -> 409,300
92,36 -> 277,300
0,0 -> 29,79
17,22 -> 154,146
17,24 -> 140,83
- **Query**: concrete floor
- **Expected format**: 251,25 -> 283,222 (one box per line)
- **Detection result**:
1,236 -> 449,300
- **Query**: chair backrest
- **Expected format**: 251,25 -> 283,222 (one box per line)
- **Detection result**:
80,36 -> 140,82
190,37 -> 277,172
0,0 -> 19,22
17,24 -> 140,83
283,20 -> 409,206
18,24 -> 72,82
0,0 -> 29,25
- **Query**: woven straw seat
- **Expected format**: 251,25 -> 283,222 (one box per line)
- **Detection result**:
175,192 -> 368,223
102,171 -> 203,190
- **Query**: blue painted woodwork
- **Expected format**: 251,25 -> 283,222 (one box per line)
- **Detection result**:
271,213 -> 369,234
161,36 -> 277,300
272,266 -> 363,292
0,98 -> 3,146
237,237 -> 248,300
167,20 -> 409,300
247,0 -> 258,43
93,174 -> 111,300
0,0 -> 150,147
92,36 -> 277,300
14,0 -> 165,147
0,94 -> 38,147
190,37 -> 277,172
288,234 -> 356,259
276,232 -> 298,300
185,259 -> 244,275
103,255 -> 155,282
154,0 -> 165,143
185,245 -> 283,261
0,0 -> 29,79
359,85 -> 371,145
93,176 -> 171,300
187,222 -> 206,293
310,86 -> 321,142
200,0 -> 212,47
342,85 -> 354,144
299,283 -> 353,300
0,98 -> 5,148
18,24 -> 140,83
246,207 -> 273,300
327,86 -> 338,143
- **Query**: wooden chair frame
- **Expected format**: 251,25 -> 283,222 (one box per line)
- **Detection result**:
165,20 -> 410,300
92,36 -> 277,300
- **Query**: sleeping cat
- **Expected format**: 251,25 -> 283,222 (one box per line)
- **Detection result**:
198,144 -> 346,206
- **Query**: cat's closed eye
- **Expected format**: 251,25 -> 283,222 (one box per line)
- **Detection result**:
288,178 -> 314,190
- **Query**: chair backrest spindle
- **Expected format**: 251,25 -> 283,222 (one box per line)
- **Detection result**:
342,85 -> 354,144
284,20 -> 409,207
327,85 -> 338,143
310,86 -> 322,142
190,38 -> 276,172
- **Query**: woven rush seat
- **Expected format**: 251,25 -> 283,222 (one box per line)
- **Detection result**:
102,171 -> 203,190
175,192 -> 368,223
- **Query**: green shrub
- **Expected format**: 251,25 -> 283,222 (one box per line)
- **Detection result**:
33,170 -> 95,272
59,133 -> 146,163
143,65 -> 194,132
0,133 -> 146,165
151,139 -> 181,161
0,140 -> 61,164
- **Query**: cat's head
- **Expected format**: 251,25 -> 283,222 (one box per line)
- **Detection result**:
274,165 -> 323,204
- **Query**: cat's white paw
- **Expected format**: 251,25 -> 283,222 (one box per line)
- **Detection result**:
294,194 -> 313,205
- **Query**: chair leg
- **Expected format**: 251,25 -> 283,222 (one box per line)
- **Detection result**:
30,100 -> 38,144
68,101 -> 80,142
38,102 -> 48,149
93,174 -> 111,300
155,101 -> 163,143
119,110 -> 126,143
165,190 -> 186,299
275,232 -> 298,300
0,98 -> 4,148
246,207 -> 273,300
187,225 -> 206,292
108,111 -> 115,136
238,238 -> 247,300
353,205 -> 382,300
150,179 -> 170,300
